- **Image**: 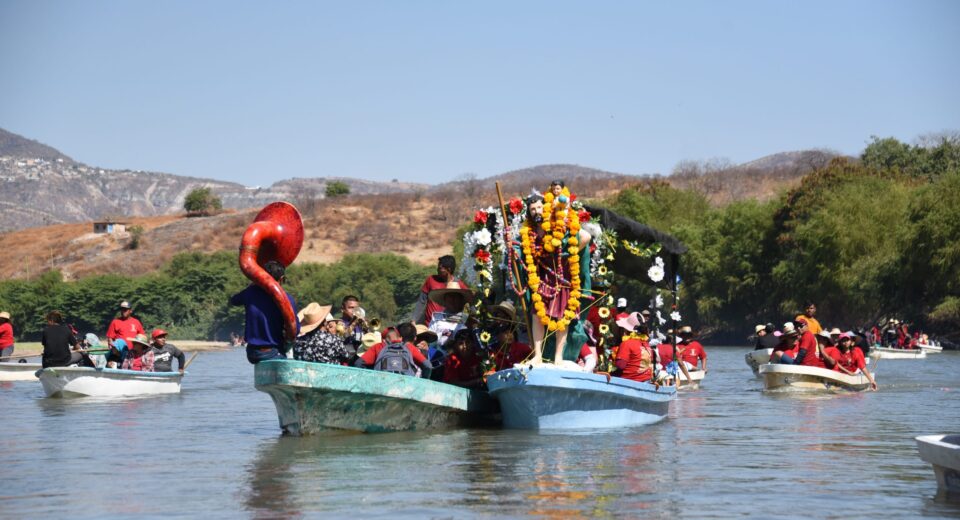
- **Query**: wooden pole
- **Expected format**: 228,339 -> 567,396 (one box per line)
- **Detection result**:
495,182 -> 533,342
183,352 -> 200,370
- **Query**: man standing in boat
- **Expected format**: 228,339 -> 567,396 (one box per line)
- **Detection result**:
106,301 -> 145,348
0,311 -> 14,362
796,302 -> 822,335
230,260 -> 300,364
411,255 -> 469,326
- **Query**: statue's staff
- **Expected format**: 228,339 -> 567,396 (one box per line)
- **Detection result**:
495,182 -> 533,343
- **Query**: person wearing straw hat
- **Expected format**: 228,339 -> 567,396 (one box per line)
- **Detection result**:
105,300 -> 145,348
427,281 -> 474,347
770,321 -> 800,363
122,335 -> 155,371
150,329 -> 185,373
292,302 -> 348,365
0,311 -> 14,362
411,255 -> 470,326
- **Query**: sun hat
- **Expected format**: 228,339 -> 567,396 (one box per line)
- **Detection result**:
0,311 -> 10,321
816,330 -> 833,344
414,324 -> 438,344
487,300 -> 517,322
428,281 -> 475,306
85,333 -> 101,346
782,322 -> 797,335
296,302 -> 334,336
616,297 -> 628,309
119,301 -> 131,309
361,331 -> 382,349
678,325 -> 693,335
838,333 -> 851,340
829,327 -> 842,336
129,336 -> 151,350
151,328 -> 168,340
755,324 -> 765,334
615,312 -> 643,332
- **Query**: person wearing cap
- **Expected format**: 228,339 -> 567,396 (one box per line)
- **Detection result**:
292,303 -> 348,365
150,329 -> 186,373
411,255 -> 470,326
122,335 -> 155,371
676,326 -> 707,372
796,302 -> 822,335
427,281 -> 473,347
230,260 -> 300,364
106,300 -> 145,347
0,311 -> 14,362
615,298 -> 630,320
833,333 -> 878,390
613,312 -> 655,383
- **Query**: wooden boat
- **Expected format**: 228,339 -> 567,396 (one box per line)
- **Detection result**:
745,348 -> 773,376
916,434 -> 960,493
0,362 -> 42,381
37,366 -> 183,397
758,363 -> 872,392
254,360 -> 497,435
870,346 -> 927,360
486,365 -> 676,429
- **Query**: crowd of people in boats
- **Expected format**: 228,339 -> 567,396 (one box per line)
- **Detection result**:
0,303 -> 186,373
753,302 -> 879,390
231,255 -> 707,390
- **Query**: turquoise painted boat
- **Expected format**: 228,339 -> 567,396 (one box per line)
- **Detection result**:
254,360 -> 497,435
486,366 -> 676,429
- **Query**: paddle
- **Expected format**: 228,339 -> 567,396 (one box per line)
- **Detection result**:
2,348 -> 110,360
182,352 -> 199,371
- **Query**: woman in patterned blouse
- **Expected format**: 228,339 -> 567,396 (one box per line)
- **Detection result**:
293,302 -> 349,365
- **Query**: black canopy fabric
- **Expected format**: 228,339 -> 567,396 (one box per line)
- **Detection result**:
582,204 -> 687,290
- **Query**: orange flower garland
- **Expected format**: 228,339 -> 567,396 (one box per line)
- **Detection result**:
521,186 -> 583,332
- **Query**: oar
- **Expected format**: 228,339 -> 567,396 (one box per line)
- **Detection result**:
1,352 -> 42,360
182,352 -> 199,371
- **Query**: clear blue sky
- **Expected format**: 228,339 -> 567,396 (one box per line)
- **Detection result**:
1,0 -> 957,187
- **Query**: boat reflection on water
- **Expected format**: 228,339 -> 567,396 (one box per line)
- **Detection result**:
243,425 -> 684,518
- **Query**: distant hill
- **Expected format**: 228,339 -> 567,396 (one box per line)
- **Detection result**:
0,128 -> 74,162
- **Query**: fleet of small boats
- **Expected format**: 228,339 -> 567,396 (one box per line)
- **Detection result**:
254,359 -> 497,434
870,346 -> 927,360
36,366 -> 184,397
486,365 -> 676,429
915,434 -> 960,494
758,363 -> 872,392
0,362 -> 42,381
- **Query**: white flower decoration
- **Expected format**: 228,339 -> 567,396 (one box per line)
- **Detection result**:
670,311 -> 682,322
648,264 -> 665,283
656,310 -> 667,325
474,228 -> 492,247
655,294 -> 664,309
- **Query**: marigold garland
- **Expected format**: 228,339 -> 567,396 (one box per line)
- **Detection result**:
521,186 -> 583,332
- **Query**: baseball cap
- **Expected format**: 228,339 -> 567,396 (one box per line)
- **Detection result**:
119,301 -> 131,309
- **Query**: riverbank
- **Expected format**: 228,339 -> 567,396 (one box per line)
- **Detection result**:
9,340 -> 235,357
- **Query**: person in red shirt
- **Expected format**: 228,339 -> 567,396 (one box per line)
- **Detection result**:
410,256 -> 469,326
576,321 -> 599,372
770,322 -> 800,363
105,301 -> 145,347
442,329 -> 483,388
0,311 -> 14,361
677,326 -> 707,372
614,313 -> 654,383
355,323 -> 432,377
815,331 -> 840,369
491,324 -> 532,371
833,334 -> 878,390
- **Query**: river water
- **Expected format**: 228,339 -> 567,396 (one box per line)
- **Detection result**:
1,347 -> 958,518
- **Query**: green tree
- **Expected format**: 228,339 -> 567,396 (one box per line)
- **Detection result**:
325,181 -> 350,198
128,225 -> 144,250
183,187 -> 223,215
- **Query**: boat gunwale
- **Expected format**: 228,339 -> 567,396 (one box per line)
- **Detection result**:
488,367 -> 677,402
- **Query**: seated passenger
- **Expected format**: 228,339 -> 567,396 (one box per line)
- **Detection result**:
41,310 -> 85,368
355,322 -> 432,377
677,326 -> 707,372
613,313 -> 654,383
815,330 -> 839,369
427,282 -> 474,347
293,303 -> 349,365
576,321 -> 598,373
793,319 -> 826,368
413,324 -> 439,377
442,329 -> 483,388
492,325 -> 532,371
833,334 -> 878,390
122,336 -> 155,371
105,338 -> 128,368
770,322 -> 800,363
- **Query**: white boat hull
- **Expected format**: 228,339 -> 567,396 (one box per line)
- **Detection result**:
0,362 -> 42,381
916,434 -> 960,493
917,343 -> 943,353
37,367 -> 183,397
758,363 -> 871,392
745,348 -> 773,376
678,369 -> 705,389
870,347 -> 927,360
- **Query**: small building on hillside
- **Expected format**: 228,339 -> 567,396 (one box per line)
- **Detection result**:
93,221 -> 127,234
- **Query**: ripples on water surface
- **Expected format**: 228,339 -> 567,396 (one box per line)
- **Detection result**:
1,348 -> 958,518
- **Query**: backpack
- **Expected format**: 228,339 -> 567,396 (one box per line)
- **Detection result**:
374,342 -> 417,376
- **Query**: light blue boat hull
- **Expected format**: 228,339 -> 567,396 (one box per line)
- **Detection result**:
254,360 -> 497,435
486,367 -> 676,429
